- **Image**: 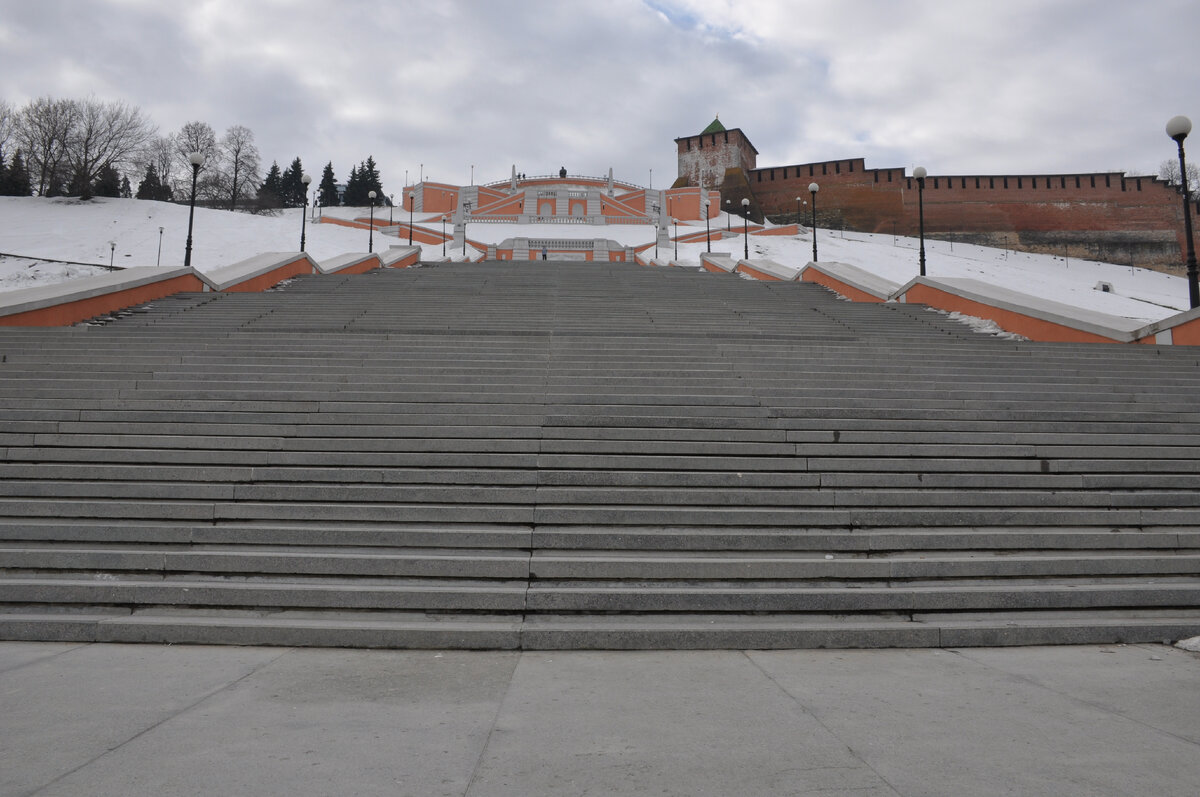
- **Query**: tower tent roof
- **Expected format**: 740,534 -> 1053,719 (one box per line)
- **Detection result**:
700,116 -> 726,135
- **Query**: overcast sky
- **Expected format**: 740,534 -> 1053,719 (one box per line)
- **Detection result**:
2,0 -> 1197,192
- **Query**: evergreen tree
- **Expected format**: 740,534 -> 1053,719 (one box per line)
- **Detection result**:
318,161 -> 339,207
119,175 -> 132,199
69,167 -> 93,200
257,160 -> 282,210
0,157 -> 8,196
136,163 -> 171,201
361,155 -> 383,201
343,164 -> 362,206
280,156 -> 304,207
6,150 -> 31,196
93,163 -> 122,198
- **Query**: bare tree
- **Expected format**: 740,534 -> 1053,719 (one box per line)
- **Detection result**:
1160,158 -> 1199,199
17,97 -> 77,195
64,97 -> 156,190
217,124 -> 260,210
173,121 -> 219,199
0,99 -> 14,165
140,135 -> 176,200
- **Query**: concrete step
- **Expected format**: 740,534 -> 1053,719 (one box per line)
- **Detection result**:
0,577 -> 529,611
3,261 -> 1200,649
523,582 -> 1200,612
0,545 -> 531,579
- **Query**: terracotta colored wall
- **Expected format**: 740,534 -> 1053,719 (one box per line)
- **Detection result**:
335,256 -> 384,275
903,283 -> 1122,343
801,270 -> 887,303
419,184 -> 460,214
391,250 -> 420,268
222,257 -> 314,293
0,273 -> 206,326
1172,320 -> 1200,345
737,264 -> 784,282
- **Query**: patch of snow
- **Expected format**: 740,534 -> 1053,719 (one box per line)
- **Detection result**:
928,308 -> 1029,340
1176,636 -> 1200,652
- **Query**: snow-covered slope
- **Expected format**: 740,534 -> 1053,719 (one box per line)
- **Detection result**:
0,196 -> 1189,324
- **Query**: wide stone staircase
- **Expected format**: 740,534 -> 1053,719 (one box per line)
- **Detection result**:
1,262 -> 1198,648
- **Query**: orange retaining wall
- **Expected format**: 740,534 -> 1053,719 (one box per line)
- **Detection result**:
754,224 -> 799,236
389,250 -> 421,269
737,264 -> 785,282
221,257 -> 315,293
336,256 -> 384,275
902,283 -> 1122,343
801,270 -> 887,304
0,273 -> 206,327
1169,319 -> 1200,345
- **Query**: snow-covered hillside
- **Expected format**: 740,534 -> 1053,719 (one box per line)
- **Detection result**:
0,196 -> 1190,324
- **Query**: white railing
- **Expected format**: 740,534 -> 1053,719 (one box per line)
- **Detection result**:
482,173 -> 645,191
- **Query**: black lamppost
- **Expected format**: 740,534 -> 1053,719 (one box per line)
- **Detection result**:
741,197 -> 750,259
672,217 -> 678,260
651,203 -> 660,258
407,193 -> 414,245
441,213 -> 446,257
108,241 -> 115,268
463,201 -> 471,256
367,190 -> 377,252
300,173 -> 312,252
389,193 -> 394,226
725,198 -> 731,230
157,226 -> 163,266
913,166 -> 927,277
703,199 -> 711,252
183,151 -> 203,268
1167,116 -> 1199,308
809,182 -> 819,262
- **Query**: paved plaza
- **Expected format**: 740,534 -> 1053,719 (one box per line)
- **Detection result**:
3,641 -> 1198,796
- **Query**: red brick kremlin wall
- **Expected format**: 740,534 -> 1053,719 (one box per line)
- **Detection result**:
679,129 -> 1196,269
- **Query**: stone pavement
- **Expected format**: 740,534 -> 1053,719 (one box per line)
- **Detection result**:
2,642 -> 1198,796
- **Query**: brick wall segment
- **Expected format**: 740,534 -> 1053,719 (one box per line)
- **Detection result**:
0,268 -> 204,326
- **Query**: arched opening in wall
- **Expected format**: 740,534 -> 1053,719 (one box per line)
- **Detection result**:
538,199 -> 555,216
570,200 -> 586,217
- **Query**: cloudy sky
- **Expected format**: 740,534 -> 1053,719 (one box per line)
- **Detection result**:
1,0 -> 1197,192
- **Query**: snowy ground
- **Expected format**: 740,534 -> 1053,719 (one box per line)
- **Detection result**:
0,196 -> 1190,324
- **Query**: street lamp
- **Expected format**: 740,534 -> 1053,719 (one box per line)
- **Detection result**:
157,226 -> 163,266
463,201 -> 472,256
651,203 -> 660,258
108,241 -> 115,269
441,213 -> 446,257
795,196 -> 803,235
300,173 -> 312,252
368,189 -> 377,253
725,198 -> 731,230
809,182 -> 819,262
408,193 -> 414,245
672,217 -> 678,260
389,193 -> 394,226
1167,115 -> 1199,308
183,151 -> 203,268
703,199 -> 711,252
741,197 -> 750,260
913,166 -> 927,277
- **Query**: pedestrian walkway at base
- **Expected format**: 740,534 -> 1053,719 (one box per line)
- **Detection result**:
2,642 -> 1198,796
0,260 -> 1198,649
